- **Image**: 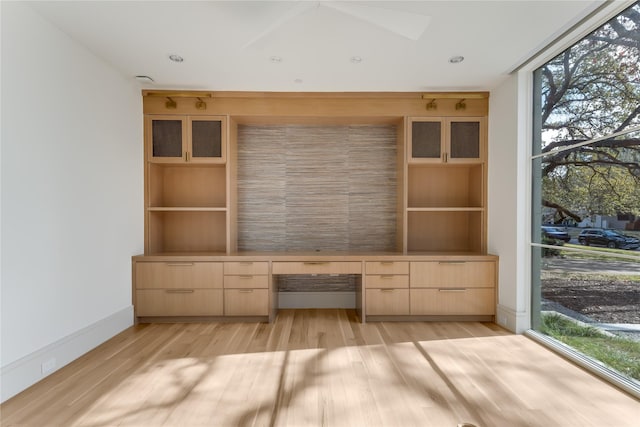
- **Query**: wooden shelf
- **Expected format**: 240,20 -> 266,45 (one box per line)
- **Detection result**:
147,207 -> 227,212
407,164 -> 483,208
148,163 -> 226,208
407,211 -> 484,253
147,211 -> 227,253
406,207 -> 484,212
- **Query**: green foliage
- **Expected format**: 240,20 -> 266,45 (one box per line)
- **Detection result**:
538,3 -> 640,220
540,313 -> 640,380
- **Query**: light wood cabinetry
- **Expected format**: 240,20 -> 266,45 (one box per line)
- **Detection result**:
409,261 -> 496,316
408,117 -> 485,164
146,115 -> 226,163
272,262 -> 362,275
134,91 -> 495,322
223,261 -> 269,316
365,261 -> 409,315
406,116 -> 487,253
145,115 -> 230,254
134,261 -> 223,317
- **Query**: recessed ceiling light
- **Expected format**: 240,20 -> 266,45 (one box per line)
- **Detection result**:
270,56 -> 283,63
350,56 -> 363,63
449,55 -> 465,64
168,54 -> 184,63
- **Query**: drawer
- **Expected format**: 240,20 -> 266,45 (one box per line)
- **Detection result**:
224,275 -> 269,289
410,261 -> 495,288
272,261 -> 361,275
410,288 -> 495,315
366,289 -> 409,315
365,261 -> 409,275
224,261 -> 269,275
135,289 -> 223,316
366,275 -> 409,289
224,289 -> 269,316
135,262 -> 223,290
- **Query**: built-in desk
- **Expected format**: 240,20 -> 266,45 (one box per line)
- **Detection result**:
132,252 -> 498,323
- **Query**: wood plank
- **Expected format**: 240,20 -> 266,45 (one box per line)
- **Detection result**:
2,310 -> 637,427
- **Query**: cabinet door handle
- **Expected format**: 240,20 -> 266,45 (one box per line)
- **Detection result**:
166,289 -> 195,294
380,275 -> 394,279
380,289 -> 395,292
444,152 -> 448,163
438,288 -> 467,292
438,261 -> 465,265
239,275 -> 253,279
304,262 -> 328,265
238,289 -> 254,293
380,261 -> 394,265
166,262 -> 195,267
239,262 -> 254,265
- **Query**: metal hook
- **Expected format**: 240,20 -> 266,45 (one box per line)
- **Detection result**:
425,99 -> 437,110
455,99 -> 466,110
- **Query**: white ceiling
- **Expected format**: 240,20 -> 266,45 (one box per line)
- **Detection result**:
29,1 -> 604,92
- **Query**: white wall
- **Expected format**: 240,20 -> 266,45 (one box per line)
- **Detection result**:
488,72 -> 532,333
1,3 -> 143,402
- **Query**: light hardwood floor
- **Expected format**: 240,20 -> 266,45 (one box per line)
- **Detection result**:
1,309 -> 638,427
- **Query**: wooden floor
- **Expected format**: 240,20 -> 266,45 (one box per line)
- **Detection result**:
1,310 -> 638,427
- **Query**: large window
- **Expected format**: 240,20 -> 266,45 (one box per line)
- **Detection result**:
531,2 -> 640,390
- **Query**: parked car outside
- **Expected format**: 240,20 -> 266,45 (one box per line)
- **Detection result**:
542,226 -> 571,243
577,228 -> 640,250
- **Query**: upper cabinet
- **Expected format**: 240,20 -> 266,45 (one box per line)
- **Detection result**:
408,117 -> 485,164
146,115 -> 227,164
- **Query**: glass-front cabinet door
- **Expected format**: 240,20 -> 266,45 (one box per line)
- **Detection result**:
408,117 -> 484,164
147,115 -> 226,163
188,117 -> 226,163
408,118 -> 443,163
447,118 -> 484,163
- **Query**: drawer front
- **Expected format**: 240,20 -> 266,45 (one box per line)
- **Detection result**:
366,289 -> 409,315
224,289 -> 269,316
224,275 -> 269,289
410,288 -> 495,315
272,261 -> 362,275
410,261 -> 495,288
224,261 -> 269,276
365,261 -> 409,275
136,289 -> 223,316
136,262 -> 223,289
366,275 -> 409,289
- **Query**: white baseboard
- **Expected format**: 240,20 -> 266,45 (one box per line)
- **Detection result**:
496,304 -> 529,333
0,305 -> 134,403
278,292 -> 355,309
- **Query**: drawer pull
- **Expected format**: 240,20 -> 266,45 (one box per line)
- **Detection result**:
438,288 -> 467,292
380,289 -> 395,292
239,275 -> 254,279
380,261 -> 394,265
380,275 -> 394,279
438,261 -> 466,265
239,262 -> 254,265
238,289 -> 254,293
304,262 -> 328,265
165,289 -> 195,294
165,263 -> 195,267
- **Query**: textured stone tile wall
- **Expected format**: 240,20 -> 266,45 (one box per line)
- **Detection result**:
237,124 -> 398,292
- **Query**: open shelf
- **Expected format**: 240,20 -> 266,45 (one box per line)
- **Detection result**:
148,211 -> 227,253
407,211 -> 483,252
148,163 -> 226,208
408,164 -> 483,208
